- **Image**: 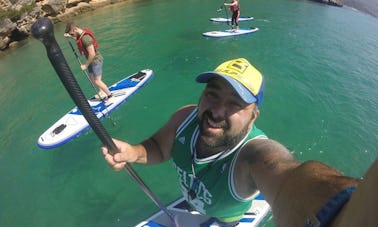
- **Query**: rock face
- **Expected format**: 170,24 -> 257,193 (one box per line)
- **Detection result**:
41,0 -> 67,17
312,0 -> 343,6
1,0 -> 41,50
1,0 -> 39,50
0,0 -> 108,51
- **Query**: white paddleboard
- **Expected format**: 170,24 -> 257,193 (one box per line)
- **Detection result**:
203,27 -> 259,38
210,16 -> 254,23
37,69 -> 153,149
135,193 -> 270,227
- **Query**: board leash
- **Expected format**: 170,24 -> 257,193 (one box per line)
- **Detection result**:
31,18 -> 179,227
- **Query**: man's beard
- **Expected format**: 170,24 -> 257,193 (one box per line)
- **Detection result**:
198,111 -> 251,149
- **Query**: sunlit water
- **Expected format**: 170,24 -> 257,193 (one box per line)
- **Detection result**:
0,0 -> 377,226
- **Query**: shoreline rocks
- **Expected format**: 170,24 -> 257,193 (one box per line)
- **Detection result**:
0,0 -> 124,51
313,0 -> 342,7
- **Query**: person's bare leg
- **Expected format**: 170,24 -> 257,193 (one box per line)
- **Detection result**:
92,76 -> 111,97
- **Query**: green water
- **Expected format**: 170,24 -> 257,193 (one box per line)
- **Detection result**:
0,0 -> 377,226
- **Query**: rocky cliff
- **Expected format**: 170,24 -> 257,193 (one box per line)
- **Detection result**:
0,0 -> 126,51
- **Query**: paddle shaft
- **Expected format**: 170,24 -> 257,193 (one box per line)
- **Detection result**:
224,0 -> 230,25
217,1 -> 230,25
31,18 -> 178,227
217,0 -> 226,11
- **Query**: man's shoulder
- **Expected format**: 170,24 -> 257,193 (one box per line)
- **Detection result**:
81,34 -> 93,44
242,138 -> 294,162
165,105 -> 197,133
250,124 -> 268,139
173,105 -> 197,122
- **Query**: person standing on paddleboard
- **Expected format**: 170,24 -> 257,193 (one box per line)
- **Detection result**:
225,0 -> 240,31
64,22 -> 113,103
101,58 -> 377,226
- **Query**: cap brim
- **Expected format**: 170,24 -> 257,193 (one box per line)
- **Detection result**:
196,72 -> 257,104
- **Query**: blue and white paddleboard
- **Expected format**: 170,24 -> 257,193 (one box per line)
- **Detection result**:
135,193 -> 270,227
210,16 -> 254,23
203,27 -> 259,38
37,69 -> 153,149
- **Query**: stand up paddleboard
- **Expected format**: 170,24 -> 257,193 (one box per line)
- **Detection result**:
136,193 -> 270,227
203,27 -> 259,38
210,16 -> 254,23
37,69 -> 153,149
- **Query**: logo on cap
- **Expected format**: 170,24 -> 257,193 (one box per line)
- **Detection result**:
214,58 -> 263,96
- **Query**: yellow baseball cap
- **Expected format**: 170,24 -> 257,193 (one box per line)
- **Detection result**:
196,58 -> 265,106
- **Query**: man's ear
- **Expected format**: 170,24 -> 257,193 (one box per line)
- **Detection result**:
253,108 -> 260,120
248,107 -> 259,129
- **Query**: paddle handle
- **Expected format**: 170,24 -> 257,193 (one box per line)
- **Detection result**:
31,18 -> 178,227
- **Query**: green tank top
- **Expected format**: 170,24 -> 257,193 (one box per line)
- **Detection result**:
171,108 -> 267,222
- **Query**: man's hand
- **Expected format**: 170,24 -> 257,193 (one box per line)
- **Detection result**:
101,138 -> 133,171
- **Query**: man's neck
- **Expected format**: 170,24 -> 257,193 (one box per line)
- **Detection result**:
195,138 -> 227,159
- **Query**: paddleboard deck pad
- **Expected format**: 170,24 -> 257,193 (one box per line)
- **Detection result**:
37,69 -> 153,149
135,194 -> 270,227
210,16 -> 254,22
203,27 -> 259,38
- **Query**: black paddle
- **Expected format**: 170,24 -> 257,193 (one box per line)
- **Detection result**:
31,17 -> 178,227
217,0 -> 230,25
217,0 -> 227,12
216,4 -> 224,12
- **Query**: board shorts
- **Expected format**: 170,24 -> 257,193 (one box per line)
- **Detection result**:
305,186 -> 356,227
88,59 -> 103,77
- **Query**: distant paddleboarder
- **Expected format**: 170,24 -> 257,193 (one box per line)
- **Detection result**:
224,0 -> 240,30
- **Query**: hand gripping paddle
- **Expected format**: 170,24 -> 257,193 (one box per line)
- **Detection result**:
31,18 -> 178,227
